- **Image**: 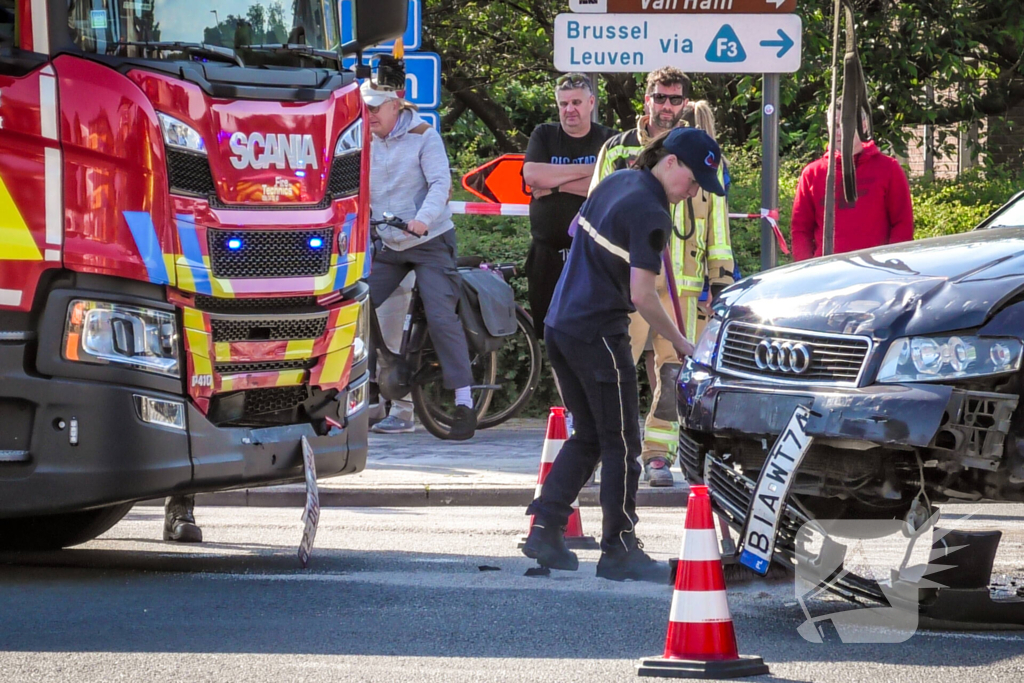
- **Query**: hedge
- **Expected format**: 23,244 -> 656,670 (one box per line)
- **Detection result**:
451,151 -> 1023,416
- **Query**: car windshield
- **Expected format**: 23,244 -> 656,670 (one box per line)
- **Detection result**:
68,0 -> 341,61
983,193 -> 1024,230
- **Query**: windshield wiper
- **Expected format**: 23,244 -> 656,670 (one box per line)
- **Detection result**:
240,43 -> 340,67
106,41 -> 245,67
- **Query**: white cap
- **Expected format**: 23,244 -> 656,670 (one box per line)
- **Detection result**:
360,80 -> 401,107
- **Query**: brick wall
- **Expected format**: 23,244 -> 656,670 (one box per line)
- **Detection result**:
987,101 -> 1024,168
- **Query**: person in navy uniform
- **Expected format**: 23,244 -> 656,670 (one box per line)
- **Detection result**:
522,128 -> 727,582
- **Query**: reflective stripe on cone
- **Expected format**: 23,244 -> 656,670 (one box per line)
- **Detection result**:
636,484 -> 769,679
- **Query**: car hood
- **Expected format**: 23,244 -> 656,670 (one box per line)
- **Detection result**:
720,228 -> 1024,337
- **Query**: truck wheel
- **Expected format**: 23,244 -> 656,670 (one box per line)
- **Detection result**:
0,502 -> 135,551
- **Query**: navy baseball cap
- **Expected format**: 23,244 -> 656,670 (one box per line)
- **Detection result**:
662,128 -> 726,197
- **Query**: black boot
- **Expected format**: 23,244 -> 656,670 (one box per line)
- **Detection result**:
163,494 -> 203,543
597,536 -> 669,583
522,521 -> 578,571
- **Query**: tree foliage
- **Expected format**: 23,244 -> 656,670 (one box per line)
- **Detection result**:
425,0 -> 1024,163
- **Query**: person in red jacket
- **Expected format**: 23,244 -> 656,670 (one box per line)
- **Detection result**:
791,109 -> 914,260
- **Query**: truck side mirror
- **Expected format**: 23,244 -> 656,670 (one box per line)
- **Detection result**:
343,0 -> 408,54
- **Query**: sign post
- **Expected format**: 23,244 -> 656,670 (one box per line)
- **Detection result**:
761,74 -> 780,271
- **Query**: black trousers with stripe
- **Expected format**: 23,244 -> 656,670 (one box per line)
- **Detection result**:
528,326 -> 642,555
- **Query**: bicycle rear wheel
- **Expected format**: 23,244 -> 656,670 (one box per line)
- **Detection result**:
477,305 -> 542,429
412,346 -> 497,440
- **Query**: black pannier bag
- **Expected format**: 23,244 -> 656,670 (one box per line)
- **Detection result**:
458,268 -> 517,355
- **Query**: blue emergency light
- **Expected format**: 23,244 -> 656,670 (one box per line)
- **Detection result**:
227,238 -> 243,250
309,237 -> 324,249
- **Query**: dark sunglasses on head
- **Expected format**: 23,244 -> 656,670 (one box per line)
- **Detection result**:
650,93 -> 685,105
556,73 -> 590,90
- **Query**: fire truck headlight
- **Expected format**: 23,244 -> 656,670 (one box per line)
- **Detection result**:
158,112 -> 207,155
64,300 -> 180,378
334,119 -> 363,156
346,376 -> 367,417
352,300 -> 368,363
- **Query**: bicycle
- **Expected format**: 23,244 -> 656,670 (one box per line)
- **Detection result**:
368,214 -> 541,438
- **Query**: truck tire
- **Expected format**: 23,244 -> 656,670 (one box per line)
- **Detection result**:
0,502 -> 135,551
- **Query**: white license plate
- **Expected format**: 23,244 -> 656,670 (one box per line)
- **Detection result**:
738,404 -> 814,575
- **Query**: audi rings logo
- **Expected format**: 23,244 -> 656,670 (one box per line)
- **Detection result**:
755,339 -> 812,373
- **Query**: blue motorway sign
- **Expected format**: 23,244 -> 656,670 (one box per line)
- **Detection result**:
342,52 -> 441,109
341,0 -> 421,52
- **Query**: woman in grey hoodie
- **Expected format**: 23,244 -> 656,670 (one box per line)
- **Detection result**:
361,80 -> 476,441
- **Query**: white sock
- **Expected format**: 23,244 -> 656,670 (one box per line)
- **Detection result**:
455,386 -> 473,409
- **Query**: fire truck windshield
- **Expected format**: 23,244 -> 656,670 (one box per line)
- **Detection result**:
69,0 -> 342,62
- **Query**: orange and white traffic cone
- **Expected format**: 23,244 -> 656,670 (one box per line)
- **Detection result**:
637,484 -> 769,679
520,407 -> 598,550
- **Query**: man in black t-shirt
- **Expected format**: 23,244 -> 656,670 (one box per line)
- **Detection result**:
522,128 -> 726,583
522,73 -> 616,339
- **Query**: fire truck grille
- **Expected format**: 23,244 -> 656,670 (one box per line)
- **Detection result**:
328,151 -> 361,198
192,295 -> 319,314
243,386 -> 310,416
213,359 -> 314,375
207,195 -> 333,211
166,149 -> 216,196
209,314 -> 328,343
207,227 -> 333,279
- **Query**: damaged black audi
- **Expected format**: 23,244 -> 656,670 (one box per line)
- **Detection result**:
677,191 -> 1024,548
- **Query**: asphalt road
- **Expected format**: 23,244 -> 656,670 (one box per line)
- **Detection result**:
2,505 -> 1024,683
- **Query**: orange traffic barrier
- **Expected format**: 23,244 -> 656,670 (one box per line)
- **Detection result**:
637,485 -> 769,679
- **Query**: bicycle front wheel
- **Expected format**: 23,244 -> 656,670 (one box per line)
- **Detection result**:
477,305 -> 542,429
412,347 -> 497,440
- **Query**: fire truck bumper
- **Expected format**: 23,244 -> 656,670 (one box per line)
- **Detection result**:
0,340 -> 367,518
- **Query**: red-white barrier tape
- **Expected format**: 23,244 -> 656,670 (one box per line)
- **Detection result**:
450,202 -> 790,255
449,201 -> 530,216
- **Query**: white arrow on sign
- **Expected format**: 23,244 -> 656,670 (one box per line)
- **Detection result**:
553,12 -> 802,74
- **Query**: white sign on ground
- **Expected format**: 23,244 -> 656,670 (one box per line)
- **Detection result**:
553,13 -> 802,73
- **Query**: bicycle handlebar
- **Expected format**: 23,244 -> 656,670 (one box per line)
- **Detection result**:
370,214 -> 427,237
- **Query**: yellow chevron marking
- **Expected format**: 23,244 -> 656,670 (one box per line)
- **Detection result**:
275,370 -> 306,386
191,351 -> 212,376
346,252 -> 367,287
335,300 -> 361,327
182,307 -> 206,330
0,176 -> 42,261
327,322 -> 356,353
318,347 -> 350,385
210,276 -> 234,297
284,339 -> 316,359
185,329 -> 211,358
214,342 -> 232,361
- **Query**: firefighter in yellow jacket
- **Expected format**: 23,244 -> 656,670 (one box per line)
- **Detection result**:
590,75 -> 735,487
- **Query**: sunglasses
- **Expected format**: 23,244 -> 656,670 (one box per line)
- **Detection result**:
650,93 -> 685,106
556,73 -> 590,90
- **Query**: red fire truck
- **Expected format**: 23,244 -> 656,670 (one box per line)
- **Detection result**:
0,0 -> 406,547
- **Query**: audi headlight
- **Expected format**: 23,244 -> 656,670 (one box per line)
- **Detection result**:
63,300 -> 180,377
876,335 -> 1022,383
158,112 -> 206,154
691,316 -> 722,367
334,119 -> 363,156
352,300 -> 368,363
